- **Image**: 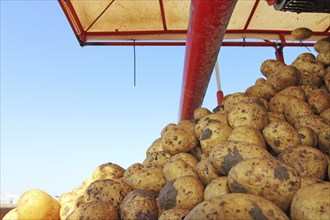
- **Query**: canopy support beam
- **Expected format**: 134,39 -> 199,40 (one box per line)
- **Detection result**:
179,0 -> 238,120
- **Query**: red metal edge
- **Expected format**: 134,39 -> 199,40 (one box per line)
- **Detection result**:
85,0 -> 116,32
179,0 -> 238,121
84,41 -> 315,47
159,0 -> 168,31
59,0 -> 86,44
243,0 -> 260,30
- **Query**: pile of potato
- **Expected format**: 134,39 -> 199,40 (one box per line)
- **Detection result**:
4,37 -> 330,220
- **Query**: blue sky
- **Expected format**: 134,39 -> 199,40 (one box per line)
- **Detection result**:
0,1 -> 314,196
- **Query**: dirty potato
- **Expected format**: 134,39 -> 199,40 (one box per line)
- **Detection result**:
199,122 -> 232,154
203,176 -> 230,201
268,111 -> 286,122
158,209 -> 189,220
122,163 -> 144,184
185,193 -> 289,220
320,108 -> 330,122
260,59 -> 285,78
276,86 -> 306,100
92,162 -> 125,181
228,125 -> 266,149
283,97 -> 314,125
278,146 -> 328,180
162,126 -> 198,155
146,138 -> 164,157
84,178 -> 132,208
67,201 -> 118,220
314,37 -> 330,53
193,107 -> 211,120
120,190 -> 158,220
228,102 -> 269,131
265,65 -> 300,92
159,176 -> 204,211
163,159 -> 197,181
291,182 -> 330,220
318,128 -> 330,155
194,112 -> 228,139
294,114 -> 330,134
263,120 -> 301,154
209,140 -> 274,175
307,89 -> 330,114
245,83 -> 276,100
143,151 -> 171,167
193,158 -> 220,187
228,158 -> 301,211
128,165 -> 165,195
170,152 -> 198,168
297,127 -> 318,147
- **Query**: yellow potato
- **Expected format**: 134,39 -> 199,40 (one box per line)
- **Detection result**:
2,208 -> 18,220
92,162 -> 125,181
16,189 -> 60,220
283,97 -> 313,125
142,151 -> 171,167
203,176 -> 230,201
158,209 -> 189,220
163,159 -> 197,181
193,107 -> 211,120
170,152 -> 198,168
291,27 -> 313,41
228,125 -> 266,149
291,183 -> 330,220
297,127 -> 317,147
193,158 -> 220,187
228,158 -> 301,211
276,86 -> 306,100
266,65 -> 300,92
146,138 -> 163,157
194,112 -> 228,139
67,201 -> 118,220
260,59 -> 285,78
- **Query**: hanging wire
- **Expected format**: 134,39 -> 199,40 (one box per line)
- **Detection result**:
133,38 -> 136,87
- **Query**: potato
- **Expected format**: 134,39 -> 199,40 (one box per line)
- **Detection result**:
308,89 -> 330,114
128,165 -> 165,194
324,71 -> 330,92
298,71 -> 323,87
317,52 -> 330,66
2,208 -> 18,220
162,126 -> 198,155
278,146 -> 328,180
193,107 -> 211,120
276,86 -> 306,100
260,59 -> 285,78
263,120 -> 301,154
84,178 -> 132,208
294,114 -> 330,134
67,201 -> 118,220
314,36 -> 330,53
203,176 -> 230,201
16,189 -> 60,220
293,52 -> 315,63
228,102 -> 269,131
291,183 -> 330,220
146,138 -> 163,157
320,108 -> 330,122
189,146 -> 207,161
318,128 -> 330,155
228,125 -> 266,149
163,159 -> 197,181
300,84 -> 319,99
199,122 -> 232,154
297,126 -> 318,147
269,94 -> 293,113
266,65 -> 300,92
159,176 -> 204,211
193,158 -> 220,186
120,190 -> 158,220
178,120 -> 196,135
293,58 -> 326,78
161,123 -> 177,137
228,158 -> 301,211
194,112 -> 228,139
291,27 -> 312,41
71,178 -> 95,195
142,151 -> 171,167
170,152 -> 198,168
300,176 -> 322,188
268,111 -> 286,122
122,163 -> 144,183
245,83 -> 276,100
223,92 -> 248,111
92,162 -> 125,181
255,77 -> 266,85
185,193 -> 289,220
158,209 -> 189,220
58,192 -> 81,219
209,140 -> 274,175
283,97 -> 314,125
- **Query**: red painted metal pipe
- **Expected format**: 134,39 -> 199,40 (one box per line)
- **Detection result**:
179,0 -> 238,120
